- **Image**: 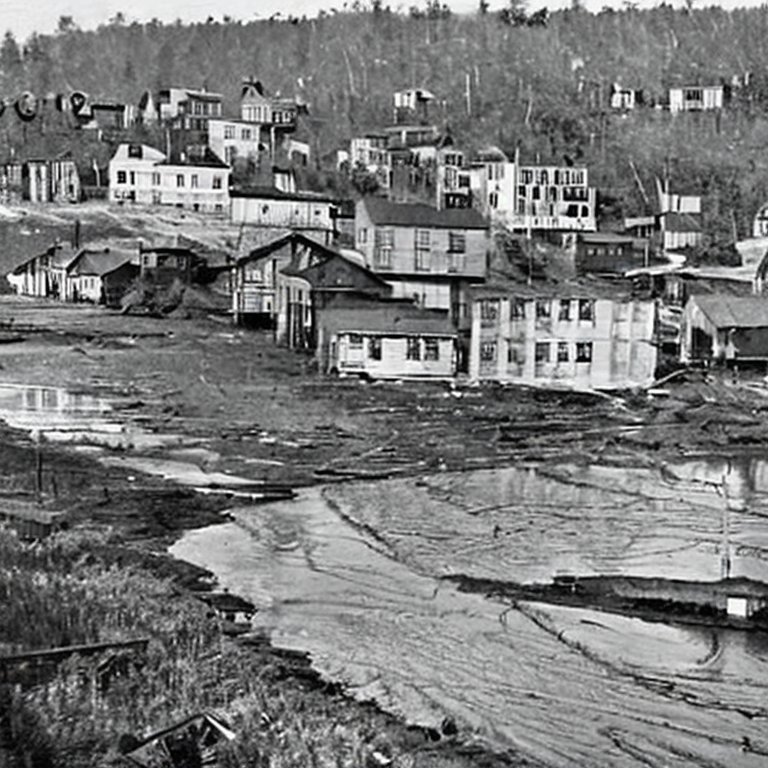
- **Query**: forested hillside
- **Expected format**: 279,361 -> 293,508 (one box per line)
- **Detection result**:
3,2 -> 768,239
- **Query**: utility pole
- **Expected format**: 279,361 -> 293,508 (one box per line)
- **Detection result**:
721,470 -> 732,580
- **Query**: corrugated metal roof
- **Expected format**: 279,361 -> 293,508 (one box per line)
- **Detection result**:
692,294 -> 768,329
361,197 -> 488,230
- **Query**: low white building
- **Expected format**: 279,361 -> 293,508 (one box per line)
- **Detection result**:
230,187 -> 336,241
669,85 -> 725,113
108,143 -> 230,213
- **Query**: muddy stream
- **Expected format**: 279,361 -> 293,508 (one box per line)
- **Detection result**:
2,384 -> 768,766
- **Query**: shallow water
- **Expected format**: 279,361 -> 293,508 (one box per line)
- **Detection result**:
0,383 -> 188,450
172,482 -> 768,767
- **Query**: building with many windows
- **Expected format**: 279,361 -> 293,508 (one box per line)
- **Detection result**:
108,143 -> 230,213
471,154 -> 596,233
354,197 -> 488,315
469,284 -> 657,390
158,88 -> 223,130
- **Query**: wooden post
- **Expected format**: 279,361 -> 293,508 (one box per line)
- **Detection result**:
34,430 -> 43,503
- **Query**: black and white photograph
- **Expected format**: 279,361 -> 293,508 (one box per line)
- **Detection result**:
1,0 -> 768,765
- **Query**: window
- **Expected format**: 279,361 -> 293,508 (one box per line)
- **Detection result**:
480,341 -> 497,362
116,170 -> 127,184
348,334 -> 363,349
406,338 -> 421,361
414,229 -> 430,271
511,299 -> 526,320
241,128 -> 252,140
213,176 -> 222,190
480,299 -> 499,324
191,174 -> 199,189
215,204 -> 223,212
424,338 -> 439,361
374,228 -> 393,269
489,192 -> 499,209
535,342 -> 550,363
508,345 -> 524,365
535,299 -> 551,319
558,299 -> 572,321
176,174 -> 185,188
448,231 -> 466,253
557,342 -> 569,362
152,172 -> 161,186
368,337 -> 381,360
576,342 -> 593,363
127,144 -> 143,159
358,228 -> 367,245
578,299 -> 595,321
129,171 -> 135,185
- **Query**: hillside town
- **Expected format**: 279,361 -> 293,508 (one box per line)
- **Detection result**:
5,77 -> 768,392
5,10 -> 768,768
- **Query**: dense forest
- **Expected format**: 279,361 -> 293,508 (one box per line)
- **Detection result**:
2,2 -> 768,240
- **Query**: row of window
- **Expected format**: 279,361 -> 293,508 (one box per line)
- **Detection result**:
360,228 -> 467,254
115,170 -> 224,190
479,340 -> 594,365
223,125 -> 256,140
190,101 -> 222,117
515,202 -> 592,219
519,168 -> 587,186
347,334 -> 442,361
480,298 -> 596,323
517,185 -> 590,202
584,245 -> 628,257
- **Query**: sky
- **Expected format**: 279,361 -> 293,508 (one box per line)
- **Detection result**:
1,0 -> 755,40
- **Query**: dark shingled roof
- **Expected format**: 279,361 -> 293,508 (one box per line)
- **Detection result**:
68,249 -> 135,277
361,198 -> 488,230
338,303 -> 456,337
691,295 -> 768,329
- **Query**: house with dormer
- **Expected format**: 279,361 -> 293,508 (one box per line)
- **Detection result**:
108,143 -> 230,213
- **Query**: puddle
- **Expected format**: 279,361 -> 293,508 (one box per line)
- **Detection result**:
0,383 -> 189,450
172,487 -> 768,767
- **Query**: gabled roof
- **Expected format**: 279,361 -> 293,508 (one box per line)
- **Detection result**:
360,198 -> 487,230
291,250 -> 392,292
67,249 -> 136,277
10,243 -> 78,274
690,295 -> 768,329
237,231 -> 334,267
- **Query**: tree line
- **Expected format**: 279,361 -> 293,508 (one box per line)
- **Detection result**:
2,2 -> 768,240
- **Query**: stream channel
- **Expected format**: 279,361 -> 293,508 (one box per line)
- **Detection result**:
2,383 -> 768,767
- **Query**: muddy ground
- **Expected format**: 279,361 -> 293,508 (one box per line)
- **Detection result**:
3,296 -> 768,765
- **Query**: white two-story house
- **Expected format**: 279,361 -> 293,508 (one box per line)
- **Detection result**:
108,143 -> 230,213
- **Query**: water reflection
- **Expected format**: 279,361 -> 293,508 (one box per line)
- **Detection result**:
172,487 -> 768,767
0,383 -> 186,449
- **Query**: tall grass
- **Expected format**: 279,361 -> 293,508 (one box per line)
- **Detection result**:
0,527 -> 459,768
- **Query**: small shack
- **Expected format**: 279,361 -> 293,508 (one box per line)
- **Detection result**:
681,294 -> 768,364
66,248 -> 139,306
